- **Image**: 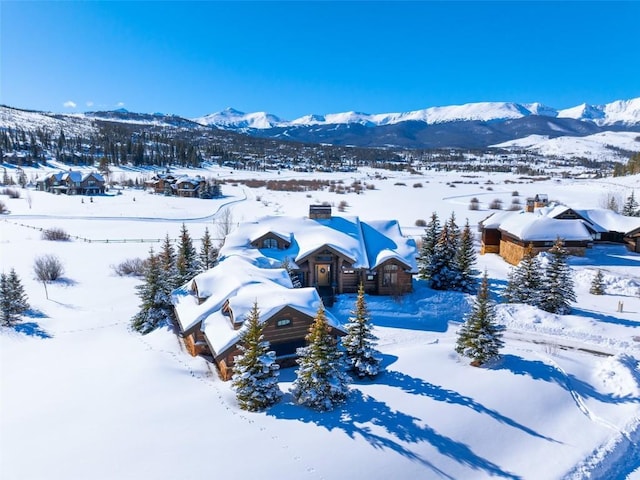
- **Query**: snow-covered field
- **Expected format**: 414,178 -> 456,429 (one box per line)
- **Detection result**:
2,163 -> 640,479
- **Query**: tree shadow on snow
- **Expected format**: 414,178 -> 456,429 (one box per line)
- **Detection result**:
13,322 -> 51,338
570,307 -> 640,328
24,308 -> 48,319
267,389 -> 521,480
379,369 -> 559,444
495,354 -> 640,405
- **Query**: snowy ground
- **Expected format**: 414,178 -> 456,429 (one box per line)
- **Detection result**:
2,163 -> 640,479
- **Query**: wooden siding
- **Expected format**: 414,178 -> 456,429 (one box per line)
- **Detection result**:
499,238 -> 587,265
212,305 -> 343,381
183,330 -> 210,357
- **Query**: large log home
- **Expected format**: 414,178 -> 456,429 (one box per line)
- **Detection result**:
171,205 -> 417,379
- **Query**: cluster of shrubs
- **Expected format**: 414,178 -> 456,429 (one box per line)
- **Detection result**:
111,258 -> 147,277
1,188 -> 21,199
41,227 -> 71,241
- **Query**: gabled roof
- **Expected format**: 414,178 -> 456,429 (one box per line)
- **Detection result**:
570,208 -> 640,235
480,204 -> 628,242
203,284 -> 342,358
61,171 -> 83,182
84,172 -> 105,182
220,214 -> 416,271
499,214 -> 592,242
361,219 -> 418,271
171,255 -> 293,334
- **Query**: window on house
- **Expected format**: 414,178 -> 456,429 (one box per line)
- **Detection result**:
276,318 -> 292,328
263,238 -> 278,249
382,264 -> 398,286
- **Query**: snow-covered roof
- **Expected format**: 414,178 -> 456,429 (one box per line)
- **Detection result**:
220,214 -> 417,271
500,214 -> 592,242
571,208 -> 640,235
171,255 -> 293,333
482,203 -> 640,240
203,284 -> 342,357
61,171 -> 83,182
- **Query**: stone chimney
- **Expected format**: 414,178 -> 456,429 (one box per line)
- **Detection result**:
309,204 -> 332,220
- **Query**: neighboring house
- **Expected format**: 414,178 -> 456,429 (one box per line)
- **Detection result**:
36,172 -> 64,192
144,173 -> 178,194
36,170 -> 105,195
145,172 -> 220,198
479,199 -> 640,264
171,205 -> 417,379
174,176 -> 206,197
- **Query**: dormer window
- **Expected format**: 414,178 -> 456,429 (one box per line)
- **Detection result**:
276,318 -> 292,328
263,238 -> 278,249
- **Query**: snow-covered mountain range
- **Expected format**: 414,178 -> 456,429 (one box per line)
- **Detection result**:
2,97 -> 639,154
194,98 -> 640,130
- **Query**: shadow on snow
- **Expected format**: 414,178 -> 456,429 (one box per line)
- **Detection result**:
267,388 -> 521,480
495,354 -> 640,405
13,321 -> 51,338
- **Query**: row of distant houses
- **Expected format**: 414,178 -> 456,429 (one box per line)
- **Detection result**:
479,194 -> 640,264
35,170 -> 221,198
171,205 -> 417,380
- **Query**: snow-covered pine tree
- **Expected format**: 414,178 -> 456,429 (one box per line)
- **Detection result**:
503,243 -> 543,307
589,269 -> 605,295
429,215 -> 460,290
176,223 -> 200,286
455,270 -> 504,366
231,301 -> 282,411
0,273 -> 10,326
341,283 -> 382,378
158,233 -> 178,289
198,227 -> 218,272
291,305 -> 350,410
131,247 -> 175,334
622,191 -> 640,217
540,238 -> 576,315
0,269 -> 30,326
281,257 -> 302,288
454,219 -> 478,293
417,212 -> 441,280
7,268 -> 29,317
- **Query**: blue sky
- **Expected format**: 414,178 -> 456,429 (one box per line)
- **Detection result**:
1,1 -> 639,120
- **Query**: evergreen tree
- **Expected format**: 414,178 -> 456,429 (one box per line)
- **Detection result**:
454,219 -> 478,293
429,216 -> 460,290
622,191 -> 640,217
503,244 -> 543,307
158,233 -> 178,289
291,306 -> 350,410
455,271 -> 504,366
231,301 -> 282,411
131,247 -> 175,334
417,212 -> 441,280
0,273 -> 10,326
341,283 -> 382,378
540,238 -> 576,315
0,269 -> 30,326
590,269 -> 605,295
198,227 -> 218,272
176,223 -> 200,286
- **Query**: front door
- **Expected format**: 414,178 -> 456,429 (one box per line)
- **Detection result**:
315,264 -> 331,286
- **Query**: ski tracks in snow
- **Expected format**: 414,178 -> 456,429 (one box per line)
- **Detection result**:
536,352 -> 640,479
